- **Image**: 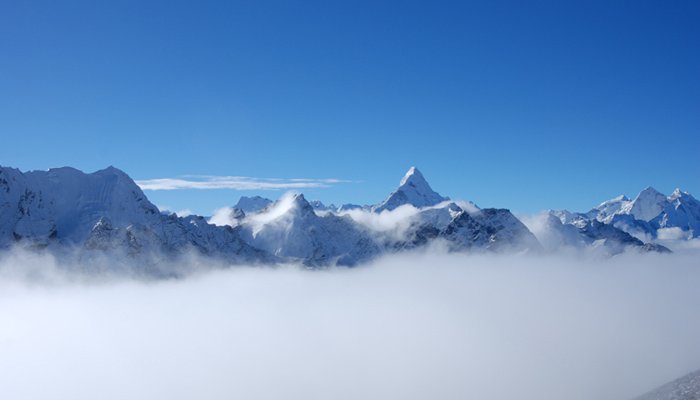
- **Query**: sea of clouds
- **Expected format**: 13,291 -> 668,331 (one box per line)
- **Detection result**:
1,248 -> 700,400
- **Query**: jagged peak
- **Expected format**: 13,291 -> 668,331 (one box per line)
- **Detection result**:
374,167 -> 448,212
399,166 -> 424,186
610,194 -> 629,202
234,195 -> 273,213
92,217 -> 113,230
291,192 -> 308,204
596,194 -> 630,209
290,193 -> 316,213
669,188 -> 698,202
271,193 -> 313,215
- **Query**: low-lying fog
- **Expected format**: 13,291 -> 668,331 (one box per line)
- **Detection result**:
1,250 -> 699,400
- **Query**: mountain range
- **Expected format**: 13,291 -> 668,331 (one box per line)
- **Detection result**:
539,185 -> 699,254
2,165 -> 696,273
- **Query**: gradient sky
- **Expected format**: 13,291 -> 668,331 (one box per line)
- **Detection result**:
1,0 -> 698,215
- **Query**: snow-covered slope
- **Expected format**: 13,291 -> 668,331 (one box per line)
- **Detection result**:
238,193 -> 379,266
308,200 -> 338,212
626,187 -> 669,222
586,187 -> 700,237
233,196 -> 272,214
536,210 -> 670,255
654,189 -> 700,235
633,369 -> 700,400
1,164 -> 681,271
0,166 -> 162,247
588,187 -> 669,224
373,167 -> 449,212
441,208 -> 543,253
0,166 -> 269,271
552,187 -> 700,248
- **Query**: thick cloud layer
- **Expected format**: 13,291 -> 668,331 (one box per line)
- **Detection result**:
1,251 -> 699,400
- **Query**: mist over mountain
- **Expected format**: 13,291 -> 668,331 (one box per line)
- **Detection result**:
524,186 -> 700,255
3,164 -> 696,275
2,251 -> 699,400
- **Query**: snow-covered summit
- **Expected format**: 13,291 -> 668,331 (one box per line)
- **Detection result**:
0,165 -> 269,270
0,165 -> 161,246
234,196 -> 272,213
544,186 -> 700,251
626,186 -> 668,222
239,193 -> 379,266
1,164 -> 683,272
373,167 -> 449,212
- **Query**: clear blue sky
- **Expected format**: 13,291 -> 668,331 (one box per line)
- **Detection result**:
1,0 -> 698,215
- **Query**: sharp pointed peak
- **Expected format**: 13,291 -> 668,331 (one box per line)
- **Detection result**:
399,166 -> 425,186
638,186 -> 664,196
598,194 -> 629,206
286,193 -> 316,216
669,188 -> 697,202
630,186 -> 666,203
373,166 -> 448,212
284,192 -> 312,209
671,188 -> 686,197
291,192 -> 308,203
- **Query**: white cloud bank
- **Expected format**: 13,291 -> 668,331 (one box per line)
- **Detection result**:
1,251 -> 699,400
135,175 -> 348,191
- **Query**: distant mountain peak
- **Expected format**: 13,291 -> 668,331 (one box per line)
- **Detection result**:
291,193 -> 310,206
669,188 -> 691,201
234,196 -> 272,213
627,186 -> 668,221
638,186 -> 664,197
399,166 -> 423,186
610,194 -> 630,202
373,167 -> 448,213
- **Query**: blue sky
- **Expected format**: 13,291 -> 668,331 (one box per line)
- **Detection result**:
1,0 -> 698,215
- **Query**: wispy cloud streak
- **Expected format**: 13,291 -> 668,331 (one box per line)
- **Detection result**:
136,175 -> 349,191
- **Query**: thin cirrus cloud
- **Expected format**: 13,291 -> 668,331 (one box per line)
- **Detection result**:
135,175 -> 350,191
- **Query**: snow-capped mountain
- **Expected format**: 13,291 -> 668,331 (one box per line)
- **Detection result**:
588,187 -> 700,237
545,187 -> 700,249
528,186 -> 700,254
383,200 -> 542,253
0,164 -> 681,272
0,166 -> 160,247
657,189 -> 700,235
238,193 -> 379,266
0,166 -> 268,270
442,207 -> 543,252
373,167 -> 449,212
220,168 -> 541,264
308,200 -> 338,212
540,211 -> 669,254
233,196 -> 272,213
